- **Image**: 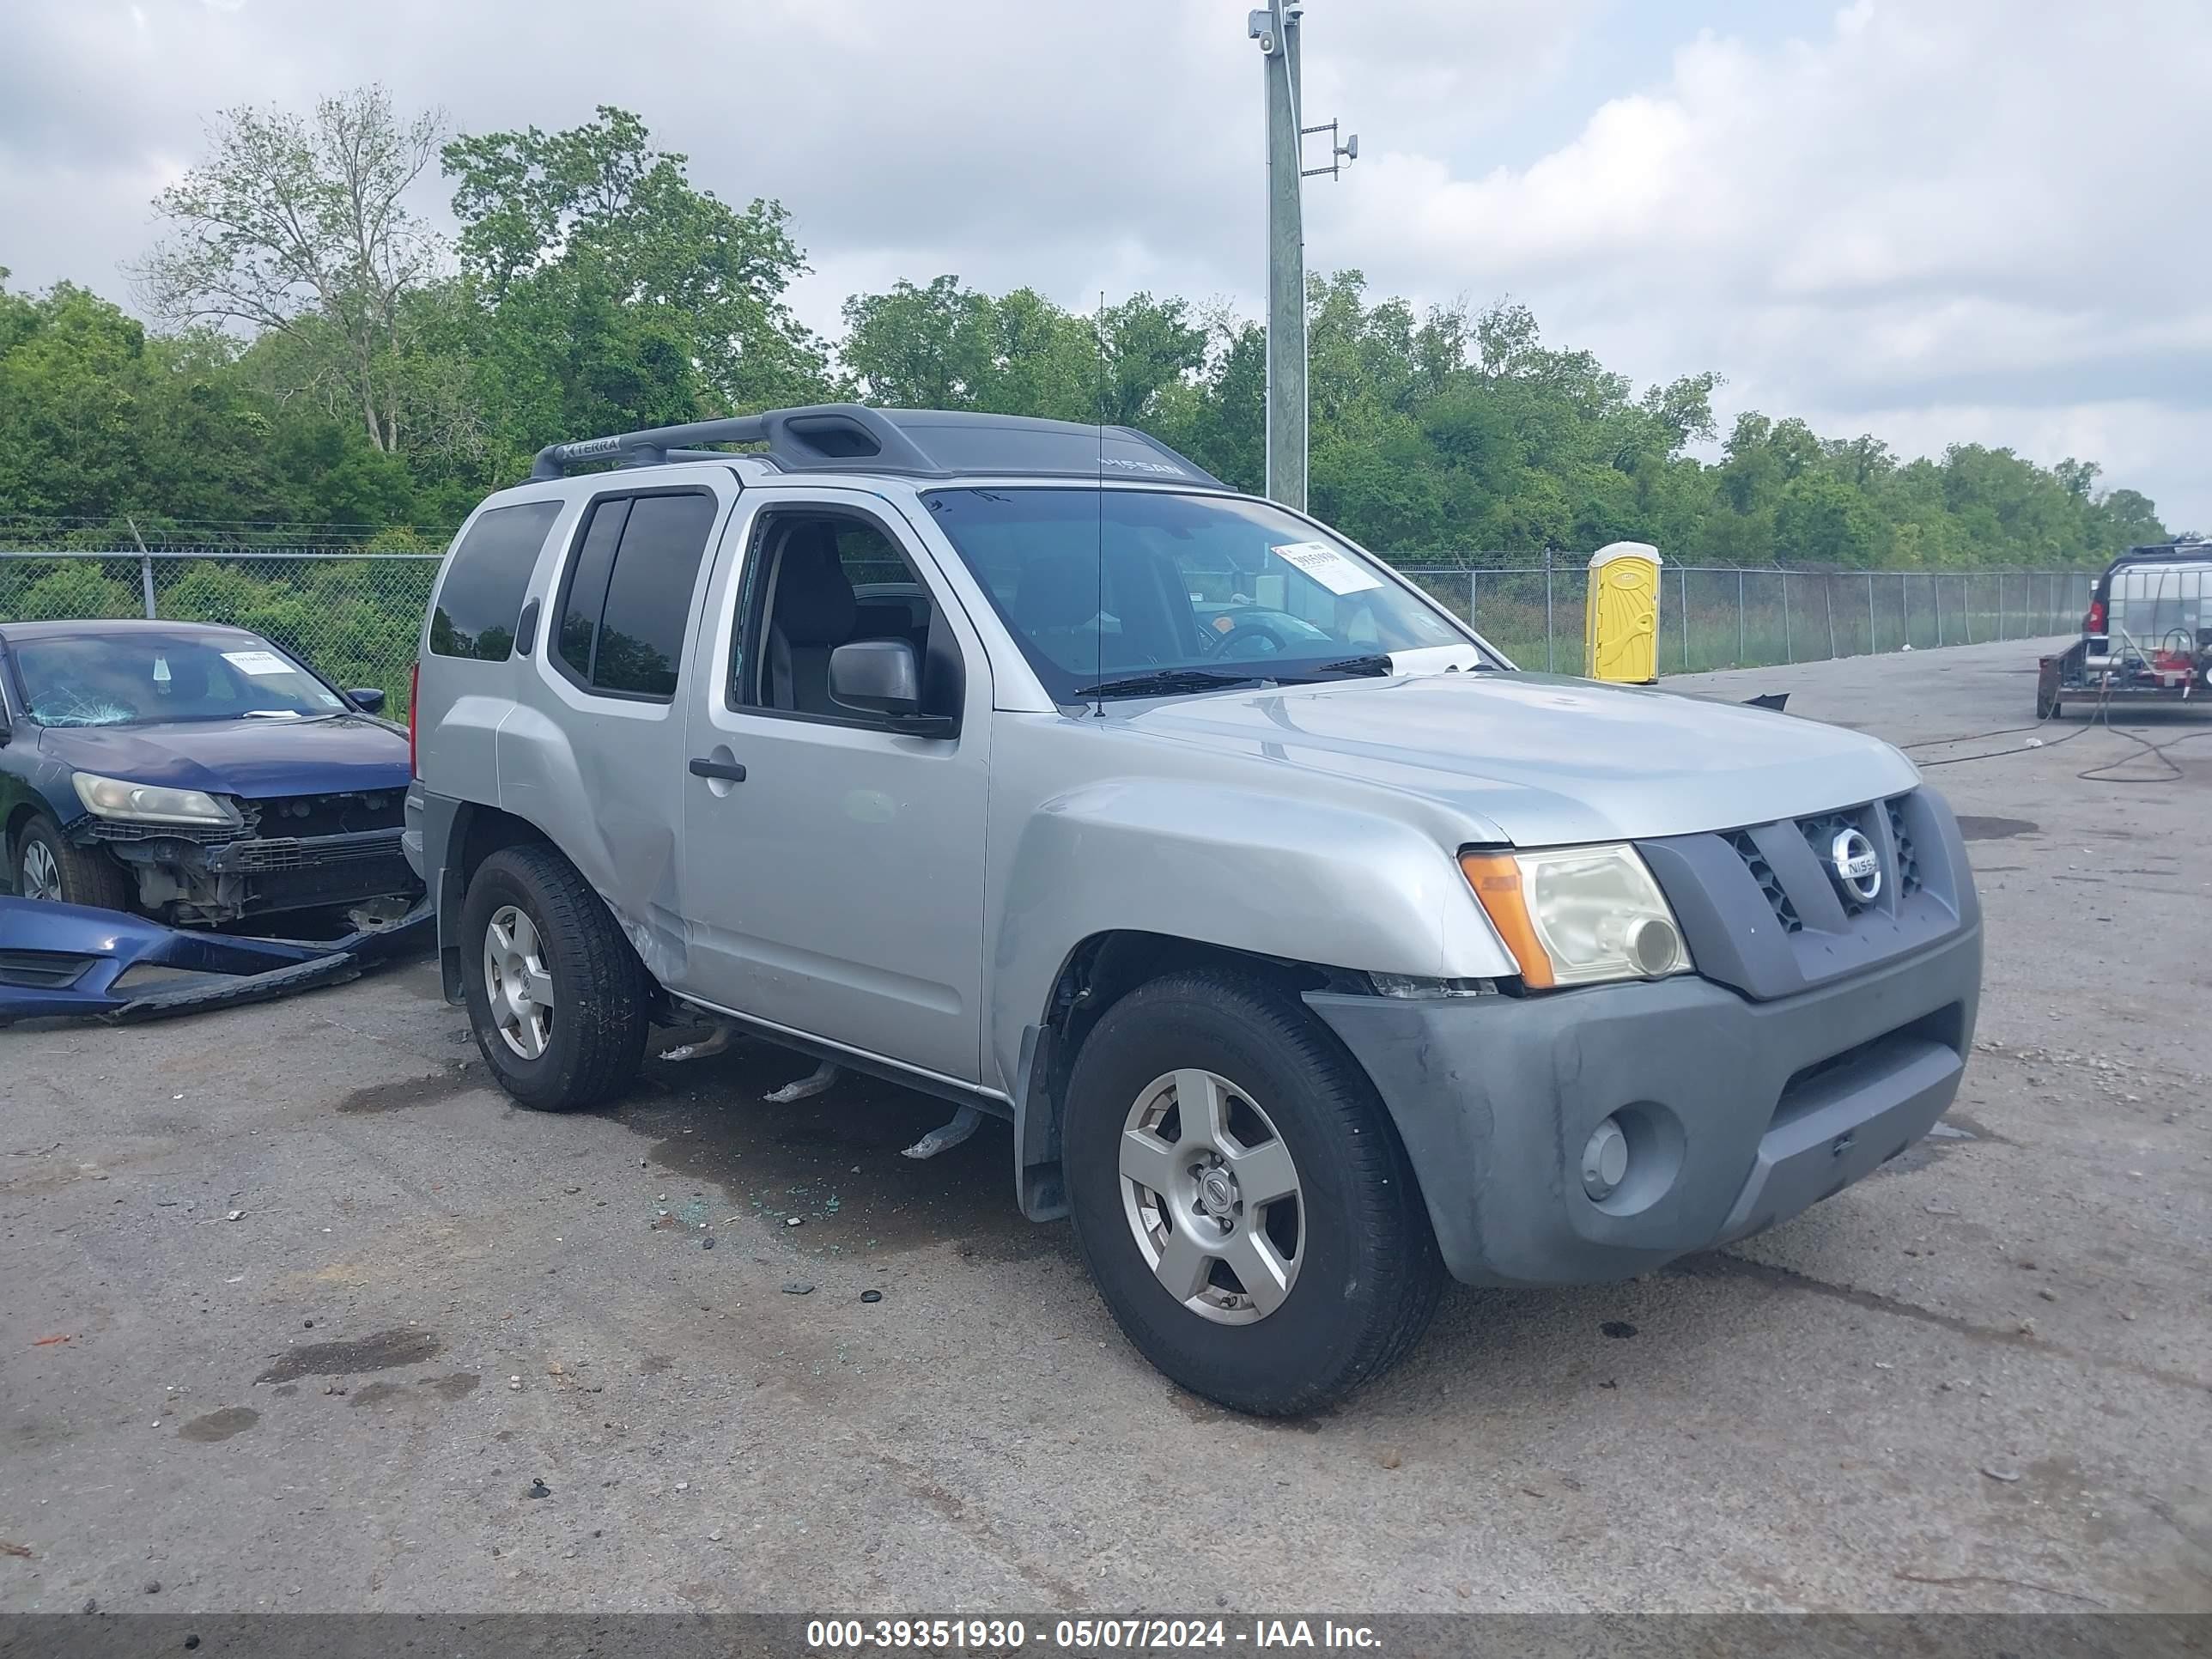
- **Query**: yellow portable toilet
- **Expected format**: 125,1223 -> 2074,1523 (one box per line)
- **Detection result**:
1584,542 -> 1663,683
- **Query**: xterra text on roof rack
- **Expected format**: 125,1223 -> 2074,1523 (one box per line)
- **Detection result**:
405,404 -> 1983,1414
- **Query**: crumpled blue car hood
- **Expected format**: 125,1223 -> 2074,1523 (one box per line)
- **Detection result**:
34,714 -> 410,800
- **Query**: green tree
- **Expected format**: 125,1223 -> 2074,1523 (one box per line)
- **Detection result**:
443,105 -> 833,447
129,87 -> 455,457
1775,473 -> 1880,566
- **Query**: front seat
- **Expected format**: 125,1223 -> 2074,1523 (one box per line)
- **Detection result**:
766,524 -> 859,715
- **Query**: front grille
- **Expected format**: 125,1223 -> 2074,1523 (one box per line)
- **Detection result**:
246,791 -> 404,839
1726,831 -> 1802,934
1726,792 -> 1921,932
1887,801 -> 1922,896
87,819 -> 240,846
1644,788 -> 1961,1003
218,835 -> 401,872
1796,811 -> 1870,918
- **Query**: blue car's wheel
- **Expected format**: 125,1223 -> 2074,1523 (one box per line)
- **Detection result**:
11,812 -> 131,912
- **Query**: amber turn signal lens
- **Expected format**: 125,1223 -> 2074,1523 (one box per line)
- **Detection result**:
1458,851 -> 1554,990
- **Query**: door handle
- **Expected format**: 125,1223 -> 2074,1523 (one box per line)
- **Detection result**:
688,757 -> 747,783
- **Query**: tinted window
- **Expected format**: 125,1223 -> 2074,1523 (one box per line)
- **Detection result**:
429,501 -> 561,661
556,491 -> 717,700
557,498 -> 629,679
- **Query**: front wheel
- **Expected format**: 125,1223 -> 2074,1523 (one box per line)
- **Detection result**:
459,843 -> 651,1110
1064,969 -> 1444,1416
11,812 -> 131,911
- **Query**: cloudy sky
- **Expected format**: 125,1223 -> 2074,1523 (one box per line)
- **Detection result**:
3,0 -> 2208,528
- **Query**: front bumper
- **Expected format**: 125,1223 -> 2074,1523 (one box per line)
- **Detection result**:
0,895 -> 433,1025
1305,921 -> 1982,1287
87,820 -> 420,921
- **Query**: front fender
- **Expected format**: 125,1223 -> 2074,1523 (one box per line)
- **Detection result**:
986,775 -> 1515,1091
1,745 -> 94,851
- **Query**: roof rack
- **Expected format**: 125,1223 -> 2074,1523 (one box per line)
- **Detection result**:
529,403 -> 1230,489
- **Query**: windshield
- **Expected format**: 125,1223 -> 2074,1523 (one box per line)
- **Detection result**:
921,487 -> 1486,700
13,631 -> 347,727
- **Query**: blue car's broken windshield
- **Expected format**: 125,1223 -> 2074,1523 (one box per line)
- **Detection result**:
14,632 -> 347,727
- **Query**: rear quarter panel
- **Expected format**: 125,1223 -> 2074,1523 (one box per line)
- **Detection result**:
414,495 -> 584,808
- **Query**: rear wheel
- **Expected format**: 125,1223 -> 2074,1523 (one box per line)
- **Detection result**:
2035,686 -> 2063,720
1063,969 -> 1444,1416
459,843 -> 650,1110
10,813 -> 131,911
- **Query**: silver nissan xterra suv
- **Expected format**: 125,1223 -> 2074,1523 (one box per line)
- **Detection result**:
405,404 -> 1982,1415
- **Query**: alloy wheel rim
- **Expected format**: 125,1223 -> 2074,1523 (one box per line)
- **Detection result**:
483,904 -> 556,1060
21,842 -> 61,902
1118,1068 -> 1304,1326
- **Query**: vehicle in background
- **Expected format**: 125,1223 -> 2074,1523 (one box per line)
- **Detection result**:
2038,541 -> 2212,718
407,404 -> 1983,1416
0,620 -> 420,927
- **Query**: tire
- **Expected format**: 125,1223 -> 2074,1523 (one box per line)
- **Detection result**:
459,843 -> 650,1111
2035,688 -> 2062,720
11,812 -> 132,911
1063,969 -> 1444,1416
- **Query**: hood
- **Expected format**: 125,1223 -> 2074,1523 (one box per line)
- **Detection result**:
37,715 -> 412,803
1122,671 -> 1919,845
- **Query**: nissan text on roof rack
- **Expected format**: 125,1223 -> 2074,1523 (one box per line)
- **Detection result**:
404,403 -> 1984,1415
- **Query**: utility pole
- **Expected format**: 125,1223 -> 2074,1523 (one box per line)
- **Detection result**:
1249,2 -> 1353,512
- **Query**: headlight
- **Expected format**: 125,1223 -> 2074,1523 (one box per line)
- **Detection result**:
1459,842 -> 1691,989
72,772 -> 238,827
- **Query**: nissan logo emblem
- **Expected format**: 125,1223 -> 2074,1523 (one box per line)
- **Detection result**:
1829,827 -> 1882,902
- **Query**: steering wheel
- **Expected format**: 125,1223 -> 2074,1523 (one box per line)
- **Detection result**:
1205,623 -> 1285,659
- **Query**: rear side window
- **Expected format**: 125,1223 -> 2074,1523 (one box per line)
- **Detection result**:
554,491 -> 719,701
429,501 -> 562,661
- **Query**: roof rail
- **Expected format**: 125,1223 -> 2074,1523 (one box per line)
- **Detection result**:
529,403 -> 1230,489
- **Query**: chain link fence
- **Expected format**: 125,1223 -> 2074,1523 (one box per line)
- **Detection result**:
0,531 -> 2095,705
1401,559 -> 2094,673
0,543 -> 441,713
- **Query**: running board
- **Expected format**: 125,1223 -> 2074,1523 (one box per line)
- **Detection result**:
666,994 -> 1012,1118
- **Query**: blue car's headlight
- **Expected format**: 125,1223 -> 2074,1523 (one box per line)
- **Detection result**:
71,772 -> 240,828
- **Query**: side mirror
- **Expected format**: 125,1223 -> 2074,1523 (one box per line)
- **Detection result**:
829,640 -> 957,737
829,639 -> 921,719
345,688 -> 387,714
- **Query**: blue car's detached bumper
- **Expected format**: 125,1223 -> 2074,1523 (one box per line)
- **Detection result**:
0,896 -> 432,1025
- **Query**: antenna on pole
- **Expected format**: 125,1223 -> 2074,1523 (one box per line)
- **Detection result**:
1250,2 -> 1355,512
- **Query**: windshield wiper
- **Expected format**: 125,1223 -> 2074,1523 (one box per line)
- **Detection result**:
1072,669 -> 1265,700
1316,653 -> 1495,678
1316,655 -> 1396,678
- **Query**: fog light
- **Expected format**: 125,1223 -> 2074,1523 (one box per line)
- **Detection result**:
1582,1116 -> 1630,1201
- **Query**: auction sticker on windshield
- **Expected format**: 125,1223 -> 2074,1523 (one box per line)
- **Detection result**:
222,650 -> 296,676
1273,540 -> 1382,596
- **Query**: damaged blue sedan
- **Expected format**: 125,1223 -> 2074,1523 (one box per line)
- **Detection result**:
0,619 -> 426,1018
